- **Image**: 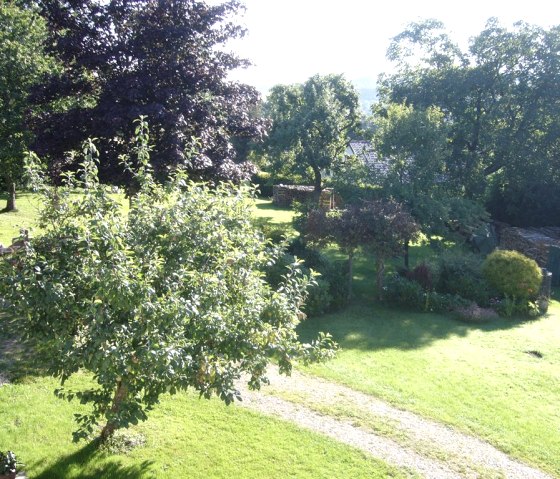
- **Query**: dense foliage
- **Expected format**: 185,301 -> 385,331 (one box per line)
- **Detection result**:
372,102 -> 489,263
265,244 -> 348,317
31,0 -> 265,184
0,2 -> 53,211
483,250 -> 543,300
433,252 -> 493,306
0,121 -> 335,442
302,201 -> 419,299
380,19 -> 560,226
261,74 -> 360,193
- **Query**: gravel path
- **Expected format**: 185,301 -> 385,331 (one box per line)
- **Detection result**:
237,368 -> 554,479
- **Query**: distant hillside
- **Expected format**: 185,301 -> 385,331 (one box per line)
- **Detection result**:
357,87 -> 377,114
350,77 -> 378,114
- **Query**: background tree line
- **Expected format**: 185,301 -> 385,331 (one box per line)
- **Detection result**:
1,0 -> 266,211
1,2 -> 559,229
258,18 -> 560,229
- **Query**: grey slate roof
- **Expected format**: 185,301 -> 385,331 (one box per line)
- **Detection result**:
347,140 -> 390,176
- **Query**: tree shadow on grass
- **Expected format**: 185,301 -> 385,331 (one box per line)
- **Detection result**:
297,300 -> 546,352
32,441 -> 154,479
254,201 -> 286,212
0,313 -> 50,381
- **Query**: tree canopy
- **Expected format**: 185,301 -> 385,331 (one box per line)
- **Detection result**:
0,120 -> 335,442
262,74 -> 360,194
0,2 -> 53,211
31,0 -> 265,184
373,102 -> 488,263
380,19 -> 560,226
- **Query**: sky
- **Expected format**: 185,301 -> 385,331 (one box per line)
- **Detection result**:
215,0 -> 559,95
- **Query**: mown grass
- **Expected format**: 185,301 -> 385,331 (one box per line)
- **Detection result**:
0,373 -> 407,479
249,200 -> 560,475
0,191 -> 129,246
298,302 -> 560,476
3,195 -> 559,477
0,192 -> 42,245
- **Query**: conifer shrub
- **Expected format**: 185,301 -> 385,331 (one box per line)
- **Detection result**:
482,250 -> 542,300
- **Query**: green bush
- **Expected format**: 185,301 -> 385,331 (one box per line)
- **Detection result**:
265,248 -> 347,317
433,251 -> 493,306
288,238 -> 349,312
482,250 -> 542,301
303,277 -> 334,317
385,274 -> 470,313
425,291 -> 470,313
384,274 -> 425,309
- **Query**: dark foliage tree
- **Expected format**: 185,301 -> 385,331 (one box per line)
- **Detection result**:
262,74 -> 360,196
303,201 -> 419,300
31,0 -> 266,184
360,200 -> 419,300
380,19 -> 560,225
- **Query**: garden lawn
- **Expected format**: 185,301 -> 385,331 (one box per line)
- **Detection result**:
253,198 -> 295,225
0,373 -> 408,479
298,300 -> 560,477
0,191 -> 129,246
0,192 -> 42,245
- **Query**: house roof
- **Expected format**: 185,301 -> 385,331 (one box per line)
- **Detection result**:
347,140 -> 389,176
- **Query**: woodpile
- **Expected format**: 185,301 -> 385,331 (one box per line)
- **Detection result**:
497,225 -> 560,267
272,185 -> 338,209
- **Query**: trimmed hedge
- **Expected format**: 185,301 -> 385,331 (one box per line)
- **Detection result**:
482,249 -> 542,300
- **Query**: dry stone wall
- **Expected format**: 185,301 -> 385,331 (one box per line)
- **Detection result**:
272,185 -> 337,209
498,226 -> 560,266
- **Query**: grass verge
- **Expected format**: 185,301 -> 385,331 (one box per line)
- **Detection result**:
0,374 -> 409,479
298,301 -> 560,477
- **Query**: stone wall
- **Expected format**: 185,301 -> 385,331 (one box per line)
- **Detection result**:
498,225 -> 560,267
272,185 -> 337,209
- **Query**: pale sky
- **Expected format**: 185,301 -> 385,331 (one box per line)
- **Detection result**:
217,0 -> 559,95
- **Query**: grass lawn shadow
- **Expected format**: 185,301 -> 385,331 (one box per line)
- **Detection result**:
0,312 -> 50,381
297,300 -> 542,352
32,441 -> 154,479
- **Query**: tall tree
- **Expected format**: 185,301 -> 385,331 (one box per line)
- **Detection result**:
0,121 -> 336,442
0,2 -> 52,211
263,74 -> 360,195
373,103 -> 449,267
31,0 -> 266,184
380,19 -> 560,225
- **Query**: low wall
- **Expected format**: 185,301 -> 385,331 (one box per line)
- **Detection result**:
272,185 -> 337,209
498,226 -> 560,267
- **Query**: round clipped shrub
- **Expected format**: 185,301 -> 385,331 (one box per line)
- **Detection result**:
482,250 -> 542,300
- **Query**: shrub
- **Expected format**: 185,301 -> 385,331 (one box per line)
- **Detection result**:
401,263 -> 433,290
303,277 -> 334,317
385,274 -> 470,313
425,292 -> 470,313
384,274 -> 425,309
483,250 -> 542,301
288,238 -> 348,312
433,251 -> 493,306
265,247 -> 347,317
